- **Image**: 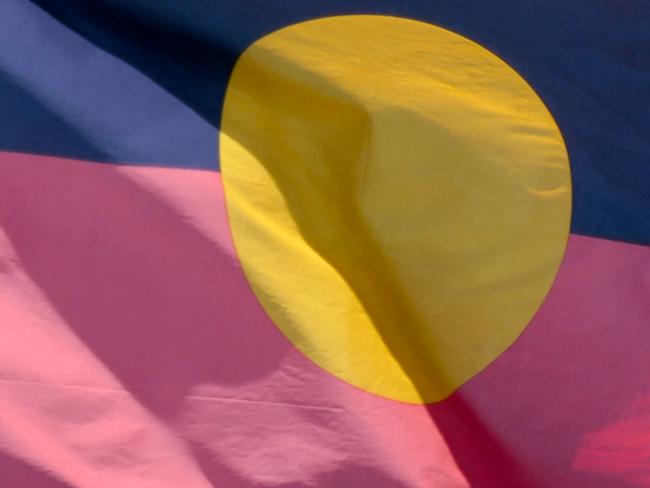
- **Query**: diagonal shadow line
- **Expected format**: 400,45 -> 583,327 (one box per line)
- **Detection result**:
0,70 -> 107,163
30,0 -> 243,129
0,451 -> 73,488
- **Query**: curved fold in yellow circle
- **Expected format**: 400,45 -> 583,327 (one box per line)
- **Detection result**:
220,15 -> 571,403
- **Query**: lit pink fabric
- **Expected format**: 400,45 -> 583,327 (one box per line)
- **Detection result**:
1,151 -> 649,487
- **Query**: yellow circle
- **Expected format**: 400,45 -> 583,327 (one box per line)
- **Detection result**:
220,15 -> 571,403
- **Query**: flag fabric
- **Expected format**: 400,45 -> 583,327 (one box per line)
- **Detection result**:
1,1 -> 649,487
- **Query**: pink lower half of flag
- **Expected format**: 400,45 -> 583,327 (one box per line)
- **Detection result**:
0,152 -> 648,488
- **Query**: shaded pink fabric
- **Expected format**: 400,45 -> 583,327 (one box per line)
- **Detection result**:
0,151 -> 649,487
432,232 -> 650,487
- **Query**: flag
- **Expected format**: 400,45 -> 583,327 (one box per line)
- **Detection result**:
1,1 -> 649,487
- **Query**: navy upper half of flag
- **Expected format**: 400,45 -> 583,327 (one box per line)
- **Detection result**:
0,0 -> 649,245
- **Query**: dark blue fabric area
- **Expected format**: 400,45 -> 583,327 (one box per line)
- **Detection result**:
7,0 -> 650,244
0,0 -> 216,168
0,70 -> 108,163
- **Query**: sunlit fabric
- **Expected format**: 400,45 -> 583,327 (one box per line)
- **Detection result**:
1,1 -> 649,487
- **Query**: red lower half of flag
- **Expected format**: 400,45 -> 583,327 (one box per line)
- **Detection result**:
0,152 -> 648,487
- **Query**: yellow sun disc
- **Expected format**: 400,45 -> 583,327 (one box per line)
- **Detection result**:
220,15 -> 571,404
